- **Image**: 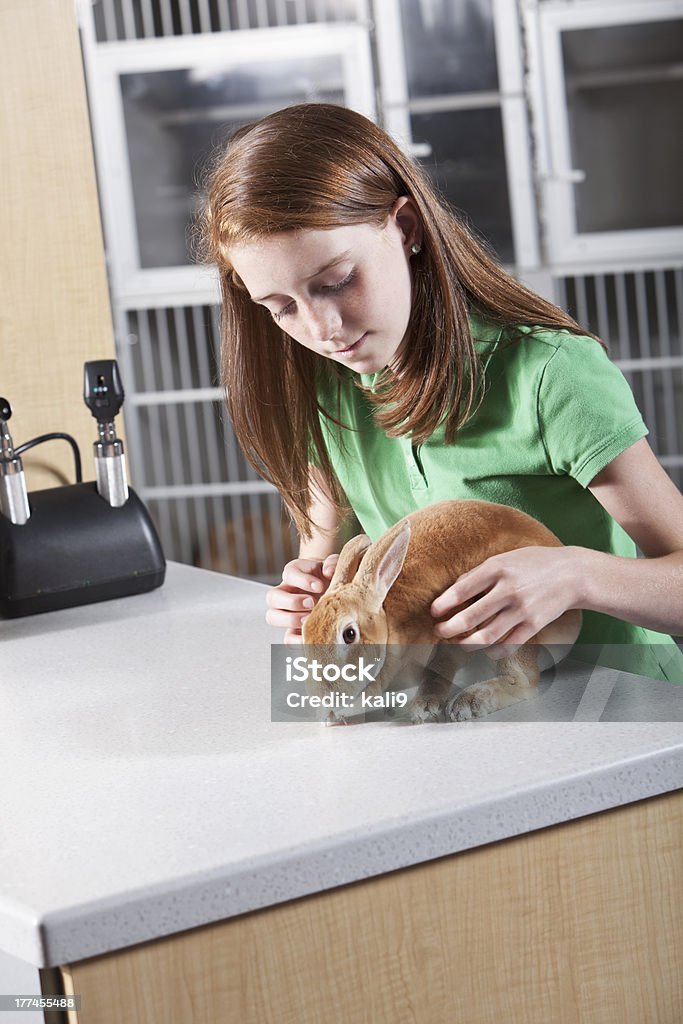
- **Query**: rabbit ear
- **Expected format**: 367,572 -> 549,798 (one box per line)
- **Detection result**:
327,533 -> 372,591
356,520 -> 411,605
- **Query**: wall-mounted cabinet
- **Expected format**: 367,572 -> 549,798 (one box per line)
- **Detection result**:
82,21 -> 375,306
527,0 -> 683,268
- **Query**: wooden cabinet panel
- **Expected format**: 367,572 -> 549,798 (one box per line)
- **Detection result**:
60,790 -> 683,1024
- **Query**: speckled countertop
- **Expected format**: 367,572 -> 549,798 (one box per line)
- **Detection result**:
1,562 -> 682,968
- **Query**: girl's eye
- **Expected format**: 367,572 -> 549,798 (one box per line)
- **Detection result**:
272,301 -> 296,323
269,270 -> 355,322
342,625 -> 358,645
323,270 -> 356,294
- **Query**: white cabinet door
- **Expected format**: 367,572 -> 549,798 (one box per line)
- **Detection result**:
527,0 -> 683,268
80,18 -> 375,306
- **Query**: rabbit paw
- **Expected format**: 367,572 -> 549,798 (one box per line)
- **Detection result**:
322,710 -> 349,727
446,684 -> 496,722
409,695 -> 444,724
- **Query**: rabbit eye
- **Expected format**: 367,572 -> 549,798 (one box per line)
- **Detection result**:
342,626 -> 358,645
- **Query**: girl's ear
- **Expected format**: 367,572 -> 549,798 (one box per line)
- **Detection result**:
391,197 -> 423,253
356,520 -> 411,606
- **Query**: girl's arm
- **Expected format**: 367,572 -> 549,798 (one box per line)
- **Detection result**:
432,439 -> 683,644
266,465 -> 343,644
577,437 -> 683,634
298,464 -> 343,561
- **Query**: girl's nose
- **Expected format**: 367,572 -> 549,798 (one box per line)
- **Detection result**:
304,300 -> 343,343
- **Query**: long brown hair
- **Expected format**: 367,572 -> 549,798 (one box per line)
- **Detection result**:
198,103 -> 597,539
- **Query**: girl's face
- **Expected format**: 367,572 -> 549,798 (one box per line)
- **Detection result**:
227,198 -> 422,374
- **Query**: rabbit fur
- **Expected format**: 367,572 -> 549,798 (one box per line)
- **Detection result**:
301,499 -> 582,724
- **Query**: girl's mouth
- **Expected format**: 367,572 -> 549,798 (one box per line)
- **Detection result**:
335,333 -> 367,357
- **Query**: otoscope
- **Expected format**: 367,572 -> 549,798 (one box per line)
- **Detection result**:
0,397 -> 30,525
83,360 -> 129,508
0,361 -> 165,618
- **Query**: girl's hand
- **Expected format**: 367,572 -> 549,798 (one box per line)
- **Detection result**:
430,546 -> 581,649
266,554 -> 340,644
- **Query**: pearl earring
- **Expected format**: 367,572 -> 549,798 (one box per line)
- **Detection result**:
410,243 -> 421,255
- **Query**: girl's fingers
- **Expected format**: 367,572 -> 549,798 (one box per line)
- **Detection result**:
266,557 -> 338,636
450,609 -> 519,651
281,559 -> 327,593
284,628 -> 304,646
321,553 -> 340,577
430,564 -> 495,617
265,605 -> 309,629
265,585 -> 315,612
433,590 -> 509,640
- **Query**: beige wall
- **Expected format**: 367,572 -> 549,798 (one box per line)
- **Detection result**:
0,0 -> 117,489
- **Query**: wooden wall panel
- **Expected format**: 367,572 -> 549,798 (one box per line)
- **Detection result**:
0,0 -> 117,489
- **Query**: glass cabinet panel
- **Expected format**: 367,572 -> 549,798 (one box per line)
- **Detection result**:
121,59 -> 345,268
561,19 -> 683,234
412,107 -> 513,263
398,0 -> 498,95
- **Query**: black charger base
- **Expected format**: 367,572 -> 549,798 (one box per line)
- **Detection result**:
0,482 -> 166,618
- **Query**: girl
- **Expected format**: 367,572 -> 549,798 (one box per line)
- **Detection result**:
199,103 -> 683,684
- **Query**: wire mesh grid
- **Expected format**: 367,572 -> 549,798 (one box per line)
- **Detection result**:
556,267 -> 683,489
121,303 -> 298,581
91,0 -> 364,41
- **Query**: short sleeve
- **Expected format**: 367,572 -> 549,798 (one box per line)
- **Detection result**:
537,334 -> 649,487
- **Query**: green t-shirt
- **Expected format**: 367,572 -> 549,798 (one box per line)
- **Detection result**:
316,315 -> 683,685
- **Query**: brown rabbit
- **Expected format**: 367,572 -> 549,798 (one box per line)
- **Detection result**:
301,500 -> 582,724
